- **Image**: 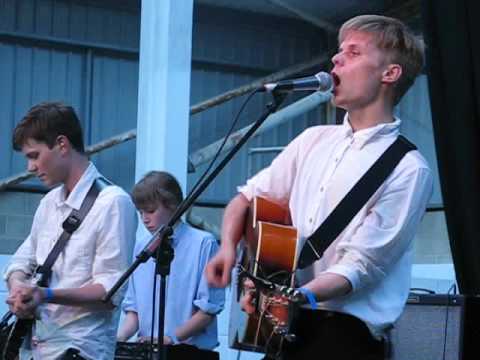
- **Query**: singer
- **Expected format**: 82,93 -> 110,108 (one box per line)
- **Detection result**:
206,14 -> 433,360
3,102 -> 137,360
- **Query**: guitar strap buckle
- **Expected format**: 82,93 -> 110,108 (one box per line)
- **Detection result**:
34,265 -> 51,287
62,214 -> 81,234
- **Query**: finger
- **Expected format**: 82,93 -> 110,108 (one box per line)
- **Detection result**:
6,297 -> 15,305
206,260 -> 222,286
241,293 -> 256,314
243,279 -> 255,290
210,263 -> 227,288
221,263 -> 232,287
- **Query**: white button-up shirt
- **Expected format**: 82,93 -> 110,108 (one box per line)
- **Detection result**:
239,116 -> 433,338
4,163 -> 137,359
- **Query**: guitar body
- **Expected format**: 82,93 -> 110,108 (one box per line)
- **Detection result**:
0,311 -> 31,360
229,196 -> 298,355
1,274 -> 45,360
4,318 -> 31,360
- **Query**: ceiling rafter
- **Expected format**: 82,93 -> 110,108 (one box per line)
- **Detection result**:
265,0 -> 338,33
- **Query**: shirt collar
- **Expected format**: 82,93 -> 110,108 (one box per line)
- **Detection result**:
170,221 -> 186,247
341,113 -> 401,149
54,162 -> 100,210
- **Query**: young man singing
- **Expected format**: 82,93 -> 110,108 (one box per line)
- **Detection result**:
206,15 -> 433,360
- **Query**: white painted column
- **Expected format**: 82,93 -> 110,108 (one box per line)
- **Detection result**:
135,0 -> 193,193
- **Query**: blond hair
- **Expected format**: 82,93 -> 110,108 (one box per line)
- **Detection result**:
339,15 -> 424,104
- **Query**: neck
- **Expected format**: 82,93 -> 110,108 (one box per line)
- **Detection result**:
347,99 -> 394,132
63,154 -> 90,197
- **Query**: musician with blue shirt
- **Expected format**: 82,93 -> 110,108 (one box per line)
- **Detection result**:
117,171 -> 225,351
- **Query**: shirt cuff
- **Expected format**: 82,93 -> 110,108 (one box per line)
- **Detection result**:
122,302 -> 137,313
237,184 -> 254,202
324,264 -> 360,292
94,276 -> 127,306
3,264 -> 33,283
193,298 -> 224,315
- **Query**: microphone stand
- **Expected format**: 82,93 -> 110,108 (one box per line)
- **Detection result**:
104,91 -> 287,360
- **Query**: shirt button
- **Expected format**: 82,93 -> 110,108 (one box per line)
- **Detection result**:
320,186 -> 324,192
309,218 -> 313,223
335,158 -> 339,162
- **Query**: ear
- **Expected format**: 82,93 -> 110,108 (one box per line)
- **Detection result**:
56,135 -> 71,154
381,64 -> 402,84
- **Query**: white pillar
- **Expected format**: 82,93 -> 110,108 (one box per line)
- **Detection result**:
135,0 -> 193,193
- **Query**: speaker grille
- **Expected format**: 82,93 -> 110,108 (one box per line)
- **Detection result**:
390,296 -> 463,360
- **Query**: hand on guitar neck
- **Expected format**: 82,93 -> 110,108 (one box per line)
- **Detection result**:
239,270 -> 307,315
206,194 -> 250,288
240,278 -> 257,315
6,273 -> 45,319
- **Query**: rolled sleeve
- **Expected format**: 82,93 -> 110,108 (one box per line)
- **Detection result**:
193,237 -> 225,315
122,278 -> 138,313
3,236 -> 37,281
93,193 -> 137,305
328,166 -> 433,292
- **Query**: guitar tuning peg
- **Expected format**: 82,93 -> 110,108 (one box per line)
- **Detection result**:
284,333 -> 297,342
290,289 -> 306,303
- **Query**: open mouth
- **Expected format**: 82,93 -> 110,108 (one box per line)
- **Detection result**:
331,73 -> 341,87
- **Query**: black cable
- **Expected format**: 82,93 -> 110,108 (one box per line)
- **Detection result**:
178,89 -> 260,216
145,89 -> 263,360
442,283 -> 457,360
149,269 -> 158,360
410,287 -> 436,294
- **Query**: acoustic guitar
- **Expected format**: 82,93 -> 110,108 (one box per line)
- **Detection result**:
229,196 -> 301,357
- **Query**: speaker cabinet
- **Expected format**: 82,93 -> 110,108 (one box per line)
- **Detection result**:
390,294 -> 480,360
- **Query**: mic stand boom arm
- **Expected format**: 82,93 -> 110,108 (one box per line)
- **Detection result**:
104,91 -> 287,360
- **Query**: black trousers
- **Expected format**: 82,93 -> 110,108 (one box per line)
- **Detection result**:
279,309 -> 385,360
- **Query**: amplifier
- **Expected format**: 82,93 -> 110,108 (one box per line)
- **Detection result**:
390,294 -> 480,360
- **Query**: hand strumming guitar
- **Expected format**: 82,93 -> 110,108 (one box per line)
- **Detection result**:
205,245 -> 236,288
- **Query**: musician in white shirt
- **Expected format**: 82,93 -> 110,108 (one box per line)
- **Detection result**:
206,15 -> 433,360
4,102 -> 137,360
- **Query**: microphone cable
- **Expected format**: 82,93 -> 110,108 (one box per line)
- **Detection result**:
178,89 -> 261,216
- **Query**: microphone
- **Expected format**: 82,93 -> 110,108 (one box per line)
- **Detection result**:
262,71 -> 333,93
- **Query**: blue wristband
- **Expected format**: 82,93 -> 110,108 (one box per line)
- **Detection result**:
297,287 -> 318,310
44,287 -> 54,302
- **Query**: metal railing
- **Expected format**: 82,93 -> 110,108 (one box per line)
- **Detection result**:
0,53 -> 331,192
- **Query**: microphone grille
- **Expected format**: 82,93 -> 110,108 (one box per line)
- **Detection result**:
315,72 -> 333,92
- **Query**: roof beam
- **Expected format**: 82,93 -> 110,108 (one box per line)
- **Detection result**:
266,0 -> 337,33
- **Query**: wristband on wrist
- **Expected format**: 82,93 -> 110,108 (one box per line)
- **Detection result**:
44,287 -> 54,302
297,287 -> 318,310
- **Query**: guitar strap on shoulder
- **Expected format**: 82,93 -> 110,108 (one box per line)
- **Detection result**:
297,135 -> 416,270
36,177 -> 111,287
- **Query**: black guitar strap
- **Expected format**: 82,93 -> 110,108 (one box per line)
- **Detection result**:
297,135 -> 416,269
36,177 -> 111,287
